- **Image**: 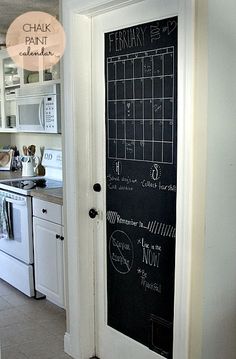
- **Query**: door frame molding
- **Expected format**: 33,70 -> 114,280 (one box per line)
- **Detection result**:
62,0 -> 195,358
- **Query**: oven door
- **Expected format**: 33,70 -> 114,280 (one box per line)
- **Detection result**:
0,191 -> 33,264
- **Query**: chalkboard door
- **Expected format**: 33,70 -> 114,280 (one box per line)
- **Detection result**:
92,1 -> 178,359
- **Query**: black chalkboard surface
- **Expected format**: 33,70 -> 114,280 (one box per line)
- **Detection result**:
105,16 -> 177,358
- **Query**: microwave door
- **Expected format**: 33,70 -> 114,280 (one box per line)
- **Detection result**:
17,97 -> 44,132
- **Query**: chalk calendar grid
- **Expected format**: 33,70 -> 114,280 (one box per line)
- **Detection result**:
106,46 -> 175,164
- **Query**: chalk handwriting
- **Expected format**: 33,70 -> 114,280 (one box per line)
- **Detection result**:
150,19 -> 177,43
141,180 -> 158,189
108,27 -> 147,53
137,238 -> 162,252
159,182 -> 176,192
117,214 -> 138,227
150,24 -> 161,43
143,248 -> 161,268
107,174 -> 137,185
107,211 -> 176,238
118,185 -> 133,191
137,268 -> 162,293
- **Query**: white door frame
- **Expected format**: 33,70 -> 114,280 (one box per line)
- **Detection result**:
62,0 -> 195,358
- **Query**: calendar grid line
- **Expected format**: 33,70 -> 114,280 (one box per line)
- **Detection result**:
107,46 -> 174,61
161,53 -> 164,163
106,47 -> 175,164
142,57 -> 144,161
106,61 -> 110,159
151,55 -> 154,162
107,75 -> 173,82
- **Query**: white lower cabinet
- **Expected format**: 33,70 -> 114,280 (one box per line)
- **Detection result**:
33,198 -> 64,308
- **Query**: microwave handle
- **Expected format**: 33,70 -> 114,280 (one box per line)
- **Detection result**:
39,98 -> 45,129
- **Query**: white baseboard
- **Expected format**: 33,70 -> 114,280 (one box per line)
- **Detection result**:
64,332 -> 72,357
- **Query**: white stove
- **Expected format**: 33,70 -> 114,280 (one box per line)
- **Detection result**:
0,149 -> 62,297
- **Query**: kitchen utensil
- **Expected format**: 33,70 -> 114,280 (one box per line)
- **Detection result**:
21,156 -> 40,177
36,146 -> 45,176
30,145 -> 36,156
27,145 -> 36,156
27,146 -> 32,156
23,146 -> 28,156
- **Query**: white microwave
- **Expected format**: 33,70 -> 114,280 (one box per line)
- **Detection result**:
15,84 -> 61,133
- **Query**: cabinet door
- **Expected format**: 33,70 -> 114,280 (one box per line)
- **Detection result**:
2,57 -> 19,130
33,217 -> 64,308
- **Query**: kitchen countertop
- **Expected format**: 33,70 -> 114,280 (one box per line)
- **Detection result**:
30,187 -> 63,205
0,170 -> 63,205
0,170 -> 22,181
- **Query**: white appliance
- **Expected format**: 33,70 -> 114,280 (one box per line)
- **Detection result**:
0,149 -> 62,297
15,84 -> 61,133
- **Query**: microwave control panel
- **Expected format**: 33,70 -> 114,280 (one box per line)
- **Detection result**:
44,95 -> 57,131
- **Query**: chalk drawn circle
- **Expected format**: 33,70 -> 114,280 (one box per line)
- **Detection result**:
109,230 -> 134,274
6,11 -> 66,71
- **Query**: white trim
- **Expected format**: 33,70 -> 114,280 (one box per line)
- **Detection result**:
173,0 -> 195,358
64,332 -> 72,356
62,9 -> 94,359
79,0 -> 144,16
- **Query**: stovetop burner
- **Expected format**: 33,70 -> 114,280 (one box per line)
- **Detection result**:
20,179 -> 47,190
0,177 -> 62,195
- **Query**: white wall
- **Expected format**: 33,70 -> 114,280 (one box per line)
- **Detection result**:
0,133 -> 11,146
202,1 -> 236,358
10,133 -> 62,156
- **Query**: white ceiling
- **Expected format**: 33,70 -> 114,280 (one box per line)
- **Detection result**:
0,0 -> 59,42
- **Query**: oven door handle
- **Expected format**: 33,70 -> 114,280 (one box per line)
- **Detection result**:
5,198 -> 26,206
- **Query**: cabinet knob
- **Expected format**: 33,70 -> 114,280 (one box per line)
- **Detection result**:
42,208 -> 47,214
56,234 -> 60,239
60,236 -> 64,241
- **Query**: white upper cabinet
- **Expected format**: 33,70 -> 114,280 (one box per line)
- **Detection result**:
0,49 -> 61,132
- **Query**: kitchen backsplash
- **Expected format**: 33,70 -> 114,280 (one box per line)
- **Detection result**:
0,133 -> 11,146
4,133 -> 62,157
